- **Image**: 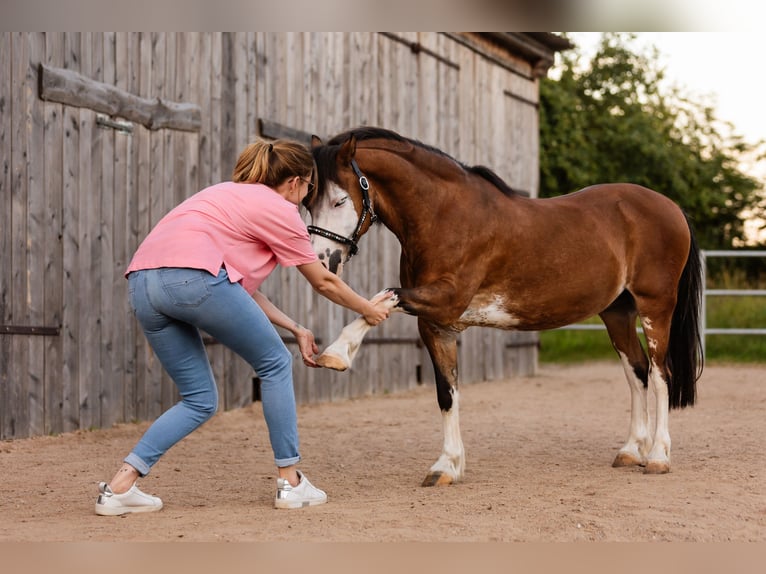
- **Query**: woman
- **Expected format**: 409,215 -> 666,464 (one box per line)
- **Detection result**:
95,139 -> 390,515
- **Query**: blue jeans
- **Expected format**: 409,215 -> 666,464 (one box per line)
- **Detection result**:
125,267 -> 300,476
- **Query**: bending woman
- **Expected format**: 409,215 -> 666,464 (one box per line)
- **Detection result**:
95,138 -> 390,515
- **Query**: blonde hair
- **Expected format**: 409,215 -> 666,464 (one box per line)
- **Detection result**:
232,138 -> 315,188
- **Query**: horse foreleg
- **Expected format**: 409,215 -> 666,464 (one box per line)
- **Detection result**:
316,290 -> 400,371
419,321 -> 465,486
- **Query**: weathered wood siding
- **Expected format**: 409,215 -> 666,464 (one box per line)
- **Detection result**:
0,32 -> 550,439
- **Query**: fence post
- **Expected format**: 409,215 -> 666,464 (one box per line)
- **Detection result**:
700,249 -> 707,358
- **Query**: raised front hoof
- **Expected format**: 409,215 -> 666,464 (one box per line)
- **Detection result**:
421,472 -> 454,487
316,353 -> 349,371
612,452 -> 643,468
644,460 -> 671,474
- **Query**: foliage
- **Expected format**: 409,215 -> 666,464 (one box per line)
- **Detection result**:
540,33 -> 765,252
539,290 -> 766,364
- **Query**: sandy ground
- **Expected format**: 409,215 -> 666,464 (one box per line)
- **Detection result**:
1,362 -> 764,542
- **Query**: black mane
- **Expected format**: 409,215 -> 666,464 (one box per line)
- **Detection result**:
320,127 -> 517,197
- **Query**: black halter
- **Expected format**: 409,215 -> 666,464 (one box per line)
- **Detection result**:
307,159 -> 378,260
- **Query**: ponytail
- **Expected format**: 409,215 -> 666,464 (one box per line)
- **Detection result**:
232,138 -> 314,188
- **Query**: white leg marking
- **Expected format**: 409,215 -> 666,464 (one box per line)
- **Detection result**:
319,291 -> 400,370
646,359 -> 671,469
428,389 -> 465,481
615,352 -> 652,464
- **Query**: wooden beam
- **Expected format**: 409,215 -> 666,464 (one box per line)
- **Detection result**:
38,63 -> 201,132
258,118 -> 315,145
0,325 -> 60,336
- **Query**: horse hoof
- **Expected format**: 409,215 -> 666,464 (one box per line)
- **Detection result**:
612,452 -> 642,468
316,353 -> 349,371
421,472 -> 453,487
644,460 -> 671,474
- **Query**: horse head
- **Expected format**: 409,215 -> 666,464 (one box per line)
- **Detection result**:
305,133 -> 378,276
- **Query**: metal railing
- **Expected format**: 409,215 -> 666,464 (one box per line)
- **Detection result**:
554,250 -> 766,357
700,250 -> 766,356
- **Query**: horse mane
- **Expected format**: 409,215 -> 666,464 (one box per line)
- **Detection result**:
323,127 -> 518,198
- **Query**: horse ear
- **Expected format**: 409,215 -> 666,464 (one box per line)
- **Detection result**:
311,135 -> 322,148
338,135 -> 357,165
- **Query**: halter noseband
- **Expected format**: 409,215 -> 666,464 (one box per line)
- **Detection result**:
307,158 -> 378,260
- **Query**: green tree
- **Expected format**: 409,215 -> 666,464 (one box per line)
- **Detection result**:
540,33 -> 765,251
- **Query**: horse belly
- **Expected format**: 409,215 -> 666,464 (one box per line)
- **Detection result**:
456,282 -> 622,332
456,294 -> 523,330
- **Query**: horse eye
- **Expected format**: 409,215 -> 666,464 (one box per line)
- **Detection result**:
334,197 -> 348,208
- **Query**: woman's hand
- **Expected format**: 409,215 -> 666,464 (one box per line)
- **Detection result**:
363,290 -> 394,326
294,325 -> 320,368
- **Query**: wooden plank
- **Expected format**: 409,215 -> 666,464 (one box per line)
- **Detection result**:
60,32 -> 81,432
417,32 -> 439,145
100,31 -> 121,429
26,33 -> 47,436
437,33 -> 460,154
197,32 -> 213,188
457,40 -> 477,166
9,32 -> 31,438
243,32 -> 257,144
77,32 -> 102,431
42,32 -> 65,436
284,32 -> 302,131
0,34 -> 15,438
117,31 -> 137,424
219,32 -> 237,179
399,32 -> 419,139
181,33 -> 200,202
232,32 -> 250,154
39,64 -> 202,132
209,32 -> 222,184
0,33 -> 10,438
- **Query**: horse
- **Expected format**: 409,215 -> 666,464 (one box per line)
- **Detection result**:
305,126 -> 703,486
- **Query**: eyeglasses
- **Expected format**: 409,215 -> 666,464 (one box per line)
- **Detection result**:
299,177 -> 315,194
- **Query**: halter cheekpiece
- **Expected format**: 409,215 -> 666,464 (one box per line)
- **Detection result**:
307,158 -> 377,261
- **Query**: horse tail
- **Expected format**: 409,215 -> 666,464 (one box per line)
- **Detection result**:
667,216 -> 704,409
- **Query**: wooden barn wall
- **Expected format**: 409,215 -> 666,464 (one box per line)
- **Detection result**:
0,32 -> 542,439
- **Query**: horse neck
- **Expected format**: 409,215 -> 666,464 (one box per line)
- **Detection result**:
364,149 -> 462,242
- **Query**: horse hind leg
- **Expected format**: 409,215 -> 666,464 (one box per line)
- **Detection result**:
625,291 -> 678,474
600,295 -> 653,468
639,310 -> 674,474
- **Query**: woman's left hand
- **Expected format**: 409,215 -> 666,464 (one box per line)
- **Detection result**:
295,326 -> 320,368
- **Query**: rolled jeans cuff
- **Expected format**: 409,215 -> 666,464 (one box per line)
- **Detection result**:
275,455 -> 301,468
124,452 -> 152,477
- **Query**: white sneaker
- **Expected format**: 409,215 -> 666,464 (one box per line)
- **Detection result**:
94,481 -> 163,516
274,470 -> 328,509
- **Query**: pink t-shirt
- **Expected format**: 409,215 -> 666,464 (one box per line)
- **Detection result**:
126,181 -> 318,293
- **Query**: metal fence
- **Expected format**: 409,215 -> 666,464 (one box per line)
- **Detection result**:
700,250 -> 766,356
554,250 -> 766,357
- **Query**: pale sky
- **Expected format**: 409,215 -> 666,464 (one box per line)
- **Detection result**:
565,32 -> 765,179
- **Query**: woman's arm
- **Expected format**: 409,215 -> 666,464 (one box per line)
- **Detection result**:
251,289 -> 319,366
297,260 -> 391,325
